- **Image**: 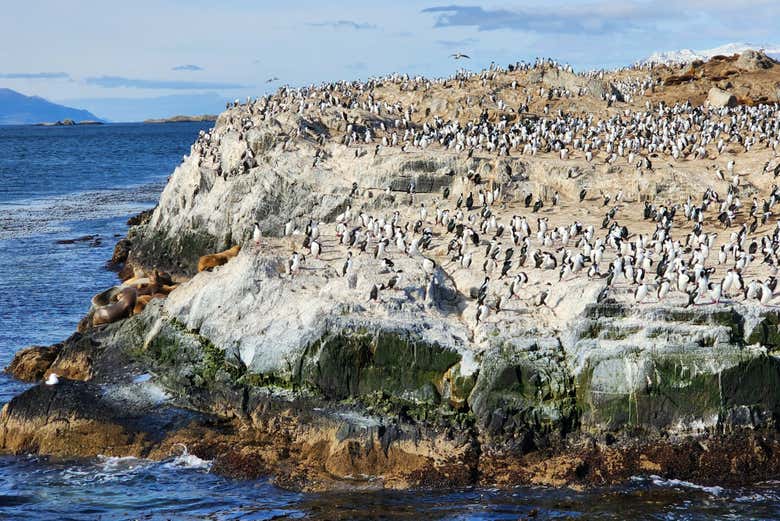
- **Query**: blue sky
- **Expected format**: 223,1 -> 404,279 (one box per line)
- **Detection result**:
1,0 -> 777,121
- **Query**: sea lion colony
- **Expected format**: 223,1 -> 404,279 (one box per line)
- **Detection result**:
95,54 -> 780,330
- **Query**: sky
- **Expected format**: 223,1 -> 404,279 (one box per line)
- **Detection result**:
1,0 -> 778,121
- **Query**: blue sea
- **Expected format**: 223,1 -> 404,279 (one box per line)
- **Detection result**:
0,122 -> 778,520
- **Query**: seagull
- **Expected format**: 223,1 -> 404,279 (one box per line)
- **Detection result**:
451,53 -> 471,60
45,373 -> 59,386
266,76 -> 280,83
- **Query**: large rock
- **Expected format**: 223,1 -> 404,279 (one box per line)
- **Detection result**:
707,87 -> 737,107
736,50 -> 775,71
528,67 -> 623,101
5,344 -> 61,382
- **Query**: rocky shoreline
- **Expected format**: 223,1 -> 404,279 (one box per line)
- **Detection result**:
4,54 -> 780,491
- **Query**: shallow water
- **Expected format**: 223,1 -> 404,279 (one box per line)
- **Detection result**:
0,122 -> 778,520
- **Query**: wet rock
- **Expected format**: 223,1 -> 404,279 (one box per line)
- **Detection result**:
0,379 -> 150,457
5,344 -> 62,382
107,237 -> 132,269
127,208 -> 154,226
469,338 -> 576,443
55,234 -> 97,245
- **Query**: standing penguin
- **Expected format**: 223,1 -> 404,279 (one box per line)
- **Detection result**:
342,252 -> 353,277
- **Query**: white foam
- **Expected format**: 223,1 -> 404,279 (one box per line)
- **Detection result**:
132,373 -> 153,384
646,474 -> 725,496
60,455 -> 153,485
164,453 -> 212,471
164,444 -> 212,471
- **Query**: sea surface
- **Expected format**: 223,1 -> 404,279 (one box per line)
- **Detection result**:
0,122 -> 778,520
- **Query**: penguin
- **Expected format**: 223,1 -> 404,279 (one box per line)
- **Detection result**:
708,281 -> 722,304
510,272 -> 527,298
657,278 -> 670,301
684,285 -> 697,308
342,252 -> 353,277
288,251 -> 303,276
422,257 -> 436,275
386,273 -> 400,290
477,276 -> 490,302
476,303 -> 489,324
634,283 -> 648,303
253,222 -> 262,246
760,282 -> 773,305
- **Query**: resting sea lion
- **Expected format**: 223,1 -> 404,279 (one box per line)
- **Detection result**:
133,270 -> 177,296
93,287 -> 137,326
198,245 -> 241,272
91,286 -> 123,308
133,294 -> 154,315
124,276 -> 151,287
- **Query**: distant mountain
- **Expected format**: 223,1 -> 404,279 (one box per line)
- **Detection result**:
643,42 -> 780,66
0,88 -> 100,125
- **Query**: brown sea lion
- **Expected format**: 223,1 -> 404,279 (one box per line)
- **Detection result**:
131,270 -> 173,296
133,294 -> 154,315
197,245 -> 241,272
91,286 -> 123,308
124,276 -> 151,288
93,287 -> 137,326
159,284 -> 178,295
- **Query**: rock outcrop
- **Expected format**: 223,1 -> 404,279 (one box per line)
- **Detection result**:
736,50 -> 775,71
5,56 -> 780,491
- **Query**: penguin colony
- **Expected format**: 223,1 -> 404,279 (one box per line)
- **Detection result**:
182,54 -> 780,328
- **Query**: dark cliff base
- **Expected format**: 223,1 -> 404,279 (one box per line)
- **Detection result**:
4,321 -> 780,492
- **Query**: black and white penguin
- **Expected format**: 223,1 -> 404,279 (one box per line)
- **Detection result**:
476,303 -> 489,323
253,222 -> 262,246
342,252 -> 353,277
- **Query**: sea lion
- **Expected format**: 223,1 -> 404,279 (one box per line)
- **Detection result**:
133,294 -> 154,315
130,270 -> 177,296
93,287 -> 137,326
91,286 -> 123,308
198,245 -> 241,272
159,284 -> 178,295
124,276 -> 151,287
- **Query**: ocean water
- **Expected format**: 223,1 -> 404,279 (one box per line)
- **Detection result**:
0,122 -> 778,520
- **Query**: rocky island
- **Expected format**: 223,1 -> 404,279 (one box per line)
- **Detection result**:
143,115 -> 218,124
5,51 -> 780,491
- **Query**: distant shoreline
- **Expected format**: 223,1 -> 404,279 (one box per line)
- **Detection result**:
143,115 -> 217,124
34,119 -> 104,127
